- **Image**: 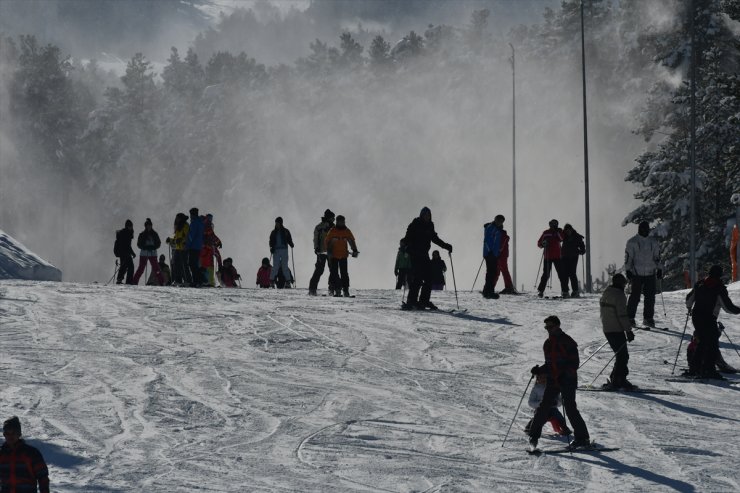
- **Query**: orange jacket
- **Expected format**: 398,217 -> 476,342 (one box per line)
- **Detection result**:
324,227 -> 357,259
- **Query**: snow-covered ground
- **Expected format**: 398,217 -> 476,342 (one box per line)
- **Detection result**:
0,280 -> 738,492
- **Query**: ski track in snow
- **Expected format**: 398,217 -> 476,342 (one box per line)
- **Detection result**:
0,281 -> 739,491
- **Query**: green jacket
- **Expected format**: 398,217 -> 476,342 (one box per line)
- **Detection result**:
395,249 -> 411,272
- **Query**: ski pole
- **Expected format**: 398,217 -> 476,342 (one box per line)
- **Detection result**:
720,322 -> 740,360
586,340 -> 627,388
448,251 -> 459,310
291,247 -> 297,287
502,374 -> 534,447
578,339 -> 610,369
534,250 -> 544,289
471,258 -> 484,292
659,279 -> 667,317
105,259 -> 119,285
671,311 -> 691,375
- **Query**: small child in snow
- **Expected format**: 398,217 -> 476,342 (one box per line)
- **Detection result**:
395,238 -> 412,289
524,373 -> 571,436
219,257 -> 241,288
429,250 -> 447,291
256,258 -> 272,288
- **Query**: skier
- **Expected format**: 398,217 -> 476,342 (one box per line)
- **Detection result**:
200,214 -> 222,287
308,209 -> 335,296
394,238 -> 412,289
429,250 -> 447,291
165,213 -> 191,286
528,315 -> 590,451
493,228 -> 518,294
147,255 -> 171,286
132,218 -> 164,285
0,416 -> 50,493
482,215 -> 505,299
561,224 -> 586,297
219,257 -> 241,288
723,193 -> 740,282
599,273 -> 637,389
204,213 -> 223,272
624,221 -> 662,328
685,265 -> 740,379
113,219 -> 136,284
256,258 -> 272,288
324,215 -> 359,297
186,208 -> 205,287
269,217 -> 294,287
524,373 -> 571,436
536,219 -> 568,298
402,207 -> 453,310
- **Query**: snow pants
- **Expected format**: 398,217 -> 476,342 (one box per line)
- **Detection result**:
132,255 -> 163,285
690,315 -> 720,375
188,249 -> 202,286
172,249 -> 191,285
116,255 -> 134,284
627,274 -> 656,322
529,379 -> 588,443
328,257 -> 349,292
271,248 -> 293,283
407,253 -> 432,306
561,255 -> 580,294
309,254 -> 332,292
492,256 -> 513,290
482,254 -> 499,296
605,331 -> 630,384
525,408 -> 567,435
537,259 -> 567,294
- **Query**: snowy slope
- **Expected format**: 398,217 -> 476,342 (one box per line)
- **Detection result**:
0,229 -> 62,281
0,281 -> 738,492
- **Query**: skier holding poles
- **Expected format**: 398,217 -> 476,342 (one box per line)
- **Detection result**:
536,220 -> 567,298
599,273 -> 637,390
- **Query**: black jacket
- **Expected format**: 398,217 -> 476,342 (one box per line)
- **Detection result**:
404,217 -> 447,258
430,258 -> 447,284
114,228 -> 135,257
269,228 -> 294,249
686,277 -> 740,319
136,230 -> 162,251
561,231 -> 586,259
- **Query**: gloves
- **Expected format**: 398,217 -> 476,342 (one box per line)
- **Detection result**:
626,330 -> 635,342
530,365 -> 540,376
315,249 -> 320,255
165,237 -> 172,244
395,269 -> 399,276
656,269 -> 663,279
270,248 -> 275,254
352,251 -> 359,258
540,240 -> 548,248
445,243 -> 453,253
131,253 -> 136,258
626,271 -> 633,281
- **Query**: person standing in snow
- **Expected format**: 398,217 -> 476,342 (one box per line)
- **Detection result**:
624,221 -> 662,328
256,258 -> 272,288
599,273 -> 636,389
394,238 -> 412,289
269,217 -> 294,287
166,213 -> 191,286
402,207 -> 452,310
561,224 -> 586,298
325,215 -> 359,297
132,218 -> 165,285
0,417 -> 50,493
429,250 -> 447,291
685,265 -> 740,379
482,215 -> 505,299
536,219 -> 568,298
186,208 -> 205,287
114,219 -> 136,284
308,209 -> 335,296
528,315 -> 590,451
524,373 -> 570,436
493,228 -> 518,294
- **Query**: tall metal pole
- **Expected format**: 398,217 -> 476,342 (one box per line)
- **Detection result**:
509,42 -> 517,288
580,1 -> 592,292
689,0 -> 697,285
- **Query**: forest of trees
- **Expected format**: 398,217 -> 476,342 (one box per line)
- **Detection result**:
0,0 -> 738,288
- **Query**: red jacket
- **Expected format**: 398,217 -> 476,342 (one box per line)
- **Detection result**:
0,440 -> 50,493
256,266 -> 271,288
500,232 -> 510,259
537,228 -> 564,260
541,328 -> 580,383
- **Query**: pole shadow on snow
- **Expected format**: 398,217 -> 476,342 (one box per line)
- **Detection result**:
451,313 -> 522,326
627,393 -> 740,421
556,453 -> 697,492
26,440 -> 90,469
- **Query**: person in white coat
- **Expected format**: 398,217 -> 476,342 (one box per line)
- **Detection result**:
624,221 -> 662,328
523,373 -> 570,436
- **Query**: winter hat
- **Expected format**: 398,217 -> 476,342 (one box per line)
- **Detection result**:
3,416 -> 20,434
189,207 -> 199,216
544,315 -> 560,327
224,257 -> 233,264
159,254 -> 165,262
206,213 -> 214,223
262,257 -> 270,265
495,214 -> 505,222
564,223 -> 573,231
709,265 -> 723,278
420,207 -> 431,217
145,218 -> 152,226
549,219 -> 559,228
336,215 -> 345,222
275,217 -> 283,224
125,219 -> 133,228
324,209 -> 335,219
612,273 -> 627,287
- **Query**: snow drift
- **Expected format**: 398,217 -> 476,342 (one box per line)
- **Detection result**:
0,229 -> 62,281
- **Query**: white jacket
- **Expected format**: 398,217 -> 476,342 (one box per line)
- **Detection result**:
624,234 -> 661,277
528,382 -> 561,409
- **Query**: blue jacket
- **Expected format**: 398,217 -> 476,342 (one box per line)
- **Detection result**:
483,222 -> 503,257
186,215 -> 204,250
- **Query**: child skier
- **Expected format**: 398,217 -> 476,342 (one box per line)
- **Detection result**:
219,257 -> 241,288
147,254 -> 171,286
524,373 -> 571,436
394,238 -> 412,289
429,250 -> 447,291
256,258 -> 272,288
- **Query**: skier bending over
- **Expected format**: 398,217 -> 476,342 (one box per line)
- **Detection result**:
685,265 -> 740,379
528,315 -> 590,451
599,273 -> 636,390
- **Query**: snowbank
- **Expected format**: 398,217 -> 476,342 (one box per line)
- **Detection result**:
0,229 -> 62,281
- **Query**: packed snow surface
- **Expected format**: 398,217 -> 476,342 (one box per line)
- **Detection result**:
0,230 -> 62,281
1,281 -> 739,492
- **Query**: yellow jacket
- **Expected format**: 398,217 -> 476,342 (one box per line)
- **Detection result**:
172,224 -> 189,251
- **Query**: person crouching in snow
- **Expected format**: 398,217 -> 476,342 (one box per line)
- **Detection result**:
325,215 -> 359,297
147,254 -> 171,285
524,373 -> 570,436
257,258 -> 272,288
219,257 -> 241,288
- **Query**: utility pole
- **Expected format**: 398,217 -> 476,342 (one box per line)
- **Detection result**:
509,42 -> 517,288
689,0 -> 697,285
580,0 -> 592,292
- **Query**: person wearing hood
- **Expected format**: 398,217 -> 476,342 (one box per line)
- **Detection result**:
624,221 -> 662,328
308,209 -> 335,296
536,219 -> 567,298
113,219 -> 136,284
685,265 -> 740,378
269,217 -> 295,286
132,218 -> 164,285
402,207 -> 452,310
0,416 -> 50,493
561,224 -> 586,298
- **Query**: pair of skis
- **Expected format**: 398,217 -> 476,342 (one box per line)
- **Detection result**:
527,443 -> 620,456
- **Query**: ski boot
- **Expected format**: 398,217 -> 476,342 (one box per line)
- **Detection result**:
620,379 -> 638,391
570,291 -> 581,298
308,288 -> 317,296
537,290 -> 544,298
424,301 -> 439,310
561,291 -> 569,298
343,288 -> 351,297
528,436 -> 539,453
568,438 -> 592,450
643,319 -> 656,329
